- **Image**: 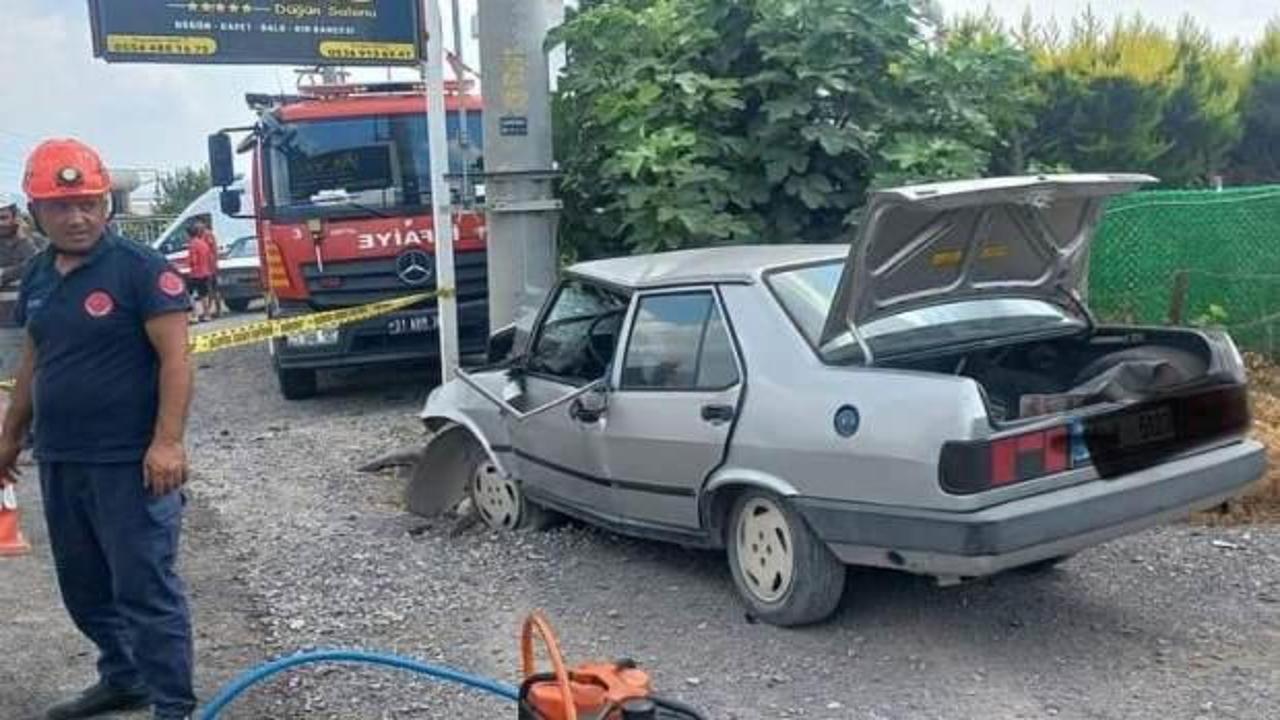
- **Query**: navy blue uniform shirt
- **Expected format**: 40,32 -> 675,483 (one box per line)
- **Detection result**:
15,233 -> 191,463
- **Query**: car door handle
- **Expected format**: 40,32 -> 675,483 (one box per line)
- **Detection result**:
701,404 -> 735,424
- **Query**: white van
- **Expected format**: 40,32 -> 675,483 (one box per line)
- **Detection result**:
152,177 -> 262,312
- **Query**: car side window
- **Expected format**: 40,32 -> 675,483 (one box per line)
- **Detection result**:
526,280 -> 629,384
229,236 -> 257,258
621,291 -> 739,391
697,309 -> 739,388
157,228 -> 189,255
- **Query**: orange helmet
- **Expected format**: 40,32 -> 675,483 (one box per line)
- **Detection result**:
23,138 -> 112,201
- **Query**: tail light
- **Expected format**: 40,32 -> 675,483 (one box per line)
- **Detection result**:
941,383 -> 1251,493
264,240 -> 289,291
941,425 -> 1076,495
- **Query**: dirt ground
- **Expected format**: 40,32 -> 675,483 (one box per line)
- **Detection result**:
0,472 -> 268,718
1,325 -> 1278,719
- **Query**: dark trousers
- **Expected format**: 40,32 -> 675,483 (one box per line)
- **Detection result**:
39,462 -> 196,717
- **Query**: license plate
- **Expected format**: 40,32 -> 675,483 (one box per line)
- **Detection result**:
1117,405 -> 1175,448
387,313 -> 436,336
1069,419 -> 1091,466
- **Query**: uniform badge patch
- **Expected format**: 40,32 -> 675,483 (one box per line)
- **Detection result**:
159,271 -> 186,297
84,291 -> 115,318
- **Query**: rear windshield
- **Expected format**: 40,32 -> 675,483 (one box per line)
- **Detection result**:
767,260 -> 1083,359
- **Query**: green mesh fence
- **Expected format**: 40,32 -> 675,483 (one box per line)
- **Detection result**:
1091,185 -> 1280,356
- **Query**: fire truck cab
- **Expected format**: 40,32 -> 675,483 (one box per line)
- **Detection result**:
209,81 -> 490,399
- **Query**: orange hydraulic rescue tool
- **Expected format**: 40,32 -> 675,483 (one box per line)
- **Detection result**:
517,611 -> 708,720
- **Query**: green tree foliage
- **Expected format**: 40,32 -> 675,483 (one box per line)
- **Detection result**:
550,3 -> 1279,259
942,11 -> 1044,174
153,166 -> 211,217
1022,13 -> 1247,186
550,0 -> 1016,257
1231,21 -> 1280,183
1157,20 -> 1247,186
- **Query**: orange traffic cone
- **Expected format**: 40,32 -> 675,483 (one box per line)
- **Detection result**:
0,484 -> 31,557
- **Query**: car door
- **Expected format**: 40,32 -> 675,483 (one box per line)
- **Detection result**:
509,278 -> 630,519
593,287 -> 743,531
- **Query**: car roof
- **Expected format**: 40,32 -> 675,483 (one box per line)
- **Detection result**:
564,244 -> 848,289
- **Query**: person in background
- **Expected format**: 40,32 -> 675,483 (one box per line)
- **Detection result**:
185,223 -> 215,323
195,217 -> 222,319
0,192 -> 43,289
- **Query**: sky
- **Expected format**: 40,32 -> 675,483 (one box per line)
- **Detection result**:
0,0 -> 1274,206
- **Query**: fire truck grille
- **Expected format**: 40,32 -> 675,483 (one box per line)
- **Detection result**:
302,249 -> 489,309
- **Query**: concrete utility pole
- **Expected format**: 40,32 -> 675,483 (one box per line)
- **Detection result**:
422,0 -> 460,382
477,0 -> 562,337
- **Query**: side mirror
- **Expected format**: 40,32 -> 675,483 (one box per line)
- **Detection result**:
569,384 -> 609,423
220,188 -> 243,216
487,325 -> 517,364
208,132 -> 236,188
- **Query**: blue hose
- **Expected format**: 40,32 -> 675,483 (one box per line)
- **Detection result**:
199,649 -> 520,719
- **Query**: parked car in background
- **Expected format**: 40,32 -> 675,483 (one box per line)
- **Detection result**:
153,177 -> 255,277
416,174 -> 1264,627
218,234 -> 263,313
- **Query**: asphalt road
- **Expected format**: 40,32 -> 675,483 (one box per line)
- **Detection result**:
1,323 -> 1278,719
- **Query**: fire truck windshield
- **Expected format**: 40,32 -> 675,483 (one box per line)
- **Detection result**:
262,112 -> 481,219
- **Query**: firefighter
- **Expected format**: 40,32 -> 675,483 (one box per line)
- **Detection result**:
0,191 -> 42,288
0,139 -> 197,720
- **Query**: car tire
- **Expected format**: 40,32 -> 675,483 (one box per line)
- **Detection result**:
277,367 -> 318,400
467,446 -> 558,532
726,491 -> 846,627
225,297 -> 251,313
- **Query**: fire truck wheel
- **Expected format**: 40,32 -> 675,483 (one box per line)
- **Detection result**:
277,367 -> 318,400
726,490 -> 846,627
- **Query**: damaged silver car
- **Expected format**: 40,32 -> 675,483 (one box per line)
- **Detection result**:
414,174 -> 1264,627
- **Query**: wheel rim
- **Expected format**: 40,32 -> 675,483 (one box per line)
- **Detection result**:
735,497 -> 795,604
473,460 -> 521,530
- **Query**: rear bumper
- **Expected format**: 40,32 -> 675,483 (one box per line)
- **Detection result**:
217,272 -> 262,301
274,299 -> 490,370
793,439 -> 1265,577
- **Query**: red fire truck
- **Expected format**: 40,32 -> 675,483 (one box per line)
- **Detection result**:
208,81 -> 490,399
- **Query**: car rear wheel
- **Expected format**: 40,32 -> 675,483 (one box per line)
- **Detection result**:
469,453 -> 557,532
224,297 -> 251,313
726,491 -> 846,627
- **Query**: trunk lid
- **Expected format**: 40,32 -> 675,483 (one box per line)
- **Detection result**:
818,174 -> 1156,353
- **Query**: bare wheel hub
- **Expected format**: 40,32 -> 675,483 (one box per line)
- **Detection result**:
473,460 -> 520,530
735,497 -> 796,604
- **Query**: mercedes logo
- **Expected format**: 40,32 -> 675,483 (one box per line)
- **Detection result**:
396,250 -> 434,287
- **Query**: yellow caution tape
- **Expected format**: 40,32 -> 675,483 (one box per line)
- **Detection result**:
0,289 -> 453,391
187,290 -> 447,355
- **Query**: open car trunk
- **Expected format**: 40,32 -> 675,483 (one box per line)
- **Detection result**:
885,327 -> 1230,424
818,174 -> 1157,363
920,325 -> 1252,493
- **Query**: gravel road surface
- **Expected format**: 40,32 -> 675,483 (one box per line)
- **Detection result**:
2,330 -> 1278,719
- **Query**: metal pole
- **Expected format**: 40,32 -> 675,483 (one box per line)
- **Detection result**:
423,0 -> 460,383
450,0 -> 471,208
